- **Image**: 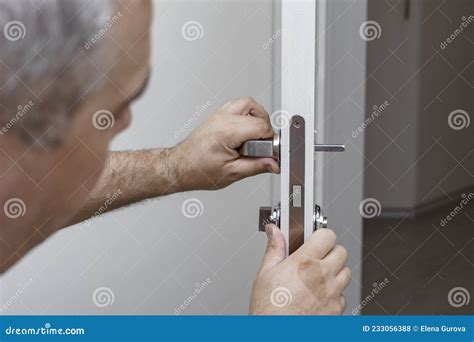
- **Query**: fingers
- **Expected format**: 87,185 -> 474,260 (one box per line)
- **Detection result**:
223,97 -> 271,125
249,102 -> 271,126
323,245 -> 348,275
335,266 -> 352,291
232,157 -> 280,180
294,228 -> 337,260
230,115 -> 274,148
258,224 -> 286,274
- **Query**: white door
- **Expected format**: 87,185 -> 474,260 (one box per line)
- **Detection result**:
277,0 -> 368,314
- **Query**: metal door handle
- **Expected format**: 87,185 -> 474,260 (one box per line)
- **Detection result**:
239,131 -> 345,164
238,132 -> 280,161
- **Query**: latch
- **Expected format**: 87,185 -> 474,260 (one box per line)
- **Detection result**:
239,115 -> 344,254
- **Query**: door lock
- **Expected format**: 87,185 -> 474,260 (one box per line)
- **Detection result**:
240,117 -> 345,254
258,203 -> 327,231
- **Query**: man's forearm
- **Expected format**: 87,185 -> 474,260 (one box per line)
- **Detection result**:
66,97 -> 280,227
68,149 -> 182,226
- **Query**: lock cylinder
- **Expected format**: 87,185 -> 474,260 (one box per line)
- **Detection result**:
259,203 -> 327,232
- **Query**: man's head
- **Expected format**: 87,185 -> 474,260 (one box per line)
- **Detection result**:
0,0 -> 152,238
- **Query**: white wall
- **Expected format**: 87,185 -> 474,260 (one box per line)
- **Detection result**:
0,0 -> 277,315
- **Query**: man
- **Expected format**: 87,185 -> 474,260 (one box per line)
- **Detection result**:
0,0 -> 350,314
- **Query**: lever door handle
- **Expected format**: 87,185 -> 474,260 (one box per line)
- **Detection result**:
238,132 -> 280,161
314,144 -> 345,152
239,131 -> 345,163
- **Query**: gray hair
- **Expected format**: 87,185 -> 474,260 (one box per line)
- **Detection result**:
0,0 -> 118,146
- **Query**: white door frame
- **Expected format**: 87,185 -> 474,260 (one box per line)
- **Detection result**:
279,0 -> 367,313
280,0 -> 317,255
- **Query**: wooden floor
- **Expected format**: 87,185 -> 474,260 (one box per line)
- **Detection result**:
362,198 -> 474,315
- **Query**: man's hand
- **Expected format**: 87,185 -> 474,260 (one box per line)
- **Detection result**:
170,97 -> 280,191
250,225 -> 351,315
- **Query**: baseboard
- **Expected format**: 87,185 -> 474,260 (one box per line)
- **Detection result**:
377,185 -> 474,219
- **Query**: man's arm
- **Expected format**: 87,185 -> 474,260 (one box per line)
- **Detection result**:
69,149 -> 180,225
68,97 -> 280,226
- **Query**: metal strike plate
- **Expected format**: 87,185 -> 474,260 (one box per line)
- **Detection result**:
288,115 -> 305,254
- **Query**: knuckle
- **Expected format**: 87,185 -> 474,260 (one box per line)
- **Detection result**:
298,255 -> 316,270
321,264 -> 332,282
338,245 -> 348,261
242,96 -> 255,105
297,253 -> 323,272
253,161 -> 265,175
258,119 -> 271,134
342,267 -> 352,283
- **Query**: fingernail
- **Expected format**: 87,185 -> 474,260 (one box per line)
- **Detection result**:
265,225 -> 273,240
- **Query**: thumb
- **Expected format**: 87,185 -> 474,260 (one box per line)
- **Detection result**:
259,224 -> 286,273
233,157 -> 280,180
